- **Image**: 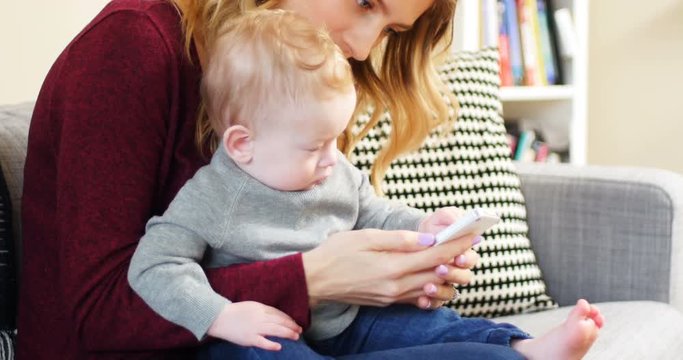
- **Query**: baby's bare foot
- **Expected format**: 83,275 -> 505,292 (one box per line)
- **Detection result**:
512,299 -> 604,360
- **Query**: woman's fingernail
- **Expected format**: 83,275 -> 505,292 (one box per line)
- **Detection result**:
472,235 -> 483,246
455,254 -> 467,267
436,264 -> 449,276
426,283 -> 437,295
419,233 -> 435,246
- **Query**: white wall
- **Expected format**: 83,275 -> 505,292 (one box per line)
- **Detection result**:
588,0 -> 683,174
0,0 -> 110,104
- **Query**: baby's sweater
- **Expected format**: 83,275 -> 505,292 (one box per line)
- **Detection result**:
128,147 -> 426,340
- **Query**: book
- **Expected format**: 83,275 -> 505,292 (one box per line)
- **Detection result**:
517,0 -> 542,86
507,133 -> 518,157
529,0 -> 547,86
553,7 -> 578,59
482,0 -> 499,48
536,0 -> 560,84
545,0 -> 564,84
503,0 -> 524,85
514,129 -> 536,161
532,140 -> 550,162
497,0 -> 513,86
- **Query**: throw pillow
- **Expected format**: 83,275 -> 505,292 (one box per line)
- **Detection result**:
0,164 -> 16,358
350,47 -> 558,318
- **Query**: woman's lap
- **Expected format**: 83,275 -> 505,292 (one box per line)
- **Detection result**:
197,304 -> 528,359
314,304 -> 529,355
196,339 -> 523,360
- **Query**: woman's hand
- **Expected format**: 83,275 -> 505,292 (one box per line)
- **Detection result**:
414,206 -> 481,309
302,228 -> 480,308
413,246 -> 480,309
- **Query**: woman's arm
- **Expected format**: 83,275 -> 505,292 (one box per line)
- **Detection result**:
24,8 -> 310,353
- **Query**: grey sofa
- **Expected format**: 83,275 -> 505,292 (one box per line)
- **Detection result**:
1,101 -> 682,358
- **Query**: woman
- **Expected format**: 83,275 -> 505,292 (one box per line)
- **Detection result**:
17,0 -> 521,358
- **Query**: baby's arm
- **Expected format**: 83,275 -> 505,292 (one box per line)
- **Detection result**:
352,168 -> 427,231
127,218 -> 229,340
128,217 -> 302,347
347,158 -> 462,233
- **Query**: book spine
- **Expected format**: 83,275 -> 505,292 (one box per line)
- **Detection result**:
514,129 -> 536,161
553,7 -> 578,59
528,0 -> 547,86
482,0 -> 500,48
536,0 -> 559,84
498,0 -> 514,86
532,140 -> 550,162
503,0 -> 524,85
517,0 -> 541,85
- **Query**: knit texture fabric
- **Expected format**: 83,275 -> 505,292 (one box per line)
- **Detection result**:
351,48 -> 558,317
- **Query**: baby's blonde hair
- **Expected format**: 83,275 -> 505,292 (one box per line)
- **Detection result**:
201,9 -> 353,135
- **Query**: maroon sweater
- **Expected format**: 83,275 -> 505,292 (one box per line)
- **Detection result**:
17,1 -> 309,358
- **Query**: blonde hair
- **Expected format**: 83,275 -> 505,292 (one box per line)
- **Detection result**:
171,0 -> 458,192
201,9 -> 353,136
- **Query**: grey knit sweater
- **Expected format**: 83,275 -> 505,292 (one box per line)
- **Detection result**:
128,146 -> 426,341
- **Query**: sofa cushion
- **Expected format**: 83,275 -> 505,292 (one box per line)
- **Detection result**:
495,301 -> 683,359
351,47 -> 557,318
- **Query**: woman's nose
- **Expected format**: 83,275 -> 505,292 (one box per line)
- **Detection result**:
345,23 -> 385,61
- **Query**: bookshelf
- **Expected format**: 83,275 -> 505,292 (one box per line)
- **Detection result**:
453,0 -> 588,165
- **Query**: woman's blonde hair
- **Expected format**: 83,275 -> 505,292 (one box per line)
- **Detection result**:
201,9 -> 353,136
171,0 -> 458,192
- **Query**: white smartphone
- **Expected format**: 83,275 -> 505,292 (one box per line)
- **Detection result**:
434,208 -> 500,245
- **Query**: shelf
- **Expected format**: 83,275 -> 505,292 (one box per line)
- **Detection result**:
500,85 -> 574,102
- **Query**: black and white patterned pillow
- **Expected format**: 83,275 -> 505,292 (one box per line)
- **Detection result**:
0,165 -> 16,359
351,47 -> 557,318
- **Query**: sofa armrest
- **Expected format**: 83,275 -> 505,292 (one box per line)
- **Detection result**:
515,162 -> 683,314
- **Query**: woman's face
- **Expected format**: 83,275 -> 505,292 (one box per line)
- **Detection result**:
278,0 -> 435,61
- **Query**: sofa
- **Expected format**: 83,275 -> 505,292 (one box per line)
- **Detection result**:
1,101 -> 683,359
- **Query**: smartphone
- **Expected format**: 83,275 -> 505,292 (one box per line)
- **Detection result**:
434,208 -> 500,245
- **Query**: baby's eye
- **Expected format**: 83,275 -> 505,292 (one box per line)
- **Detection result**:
356,0 -> 373,10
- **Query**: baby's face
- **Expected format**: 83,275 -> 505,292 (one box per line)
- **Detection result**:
248,88 -> 357,191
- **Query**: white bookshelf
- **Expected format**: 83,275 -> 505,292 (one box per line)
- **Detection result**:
454,0 -> 588,165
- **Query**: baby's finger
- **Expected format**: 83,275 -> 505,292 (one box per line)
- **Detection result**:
253,336 -> 282,351
432,207 -> 466,226
265,308 -> 303,334
261,323 -> 301,341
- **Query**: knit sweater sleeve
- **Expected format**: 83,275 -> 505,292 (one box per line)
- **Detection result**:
19,5 -> 309,355
128,164 -> 240,340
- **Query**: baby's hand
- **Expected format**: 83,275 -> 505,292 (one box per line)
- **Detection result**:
207,301 -> 303,351
418,206 -> 465,235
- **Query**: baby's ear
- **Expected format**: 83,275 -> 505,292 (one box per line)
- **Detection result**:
222,125 -> 253,164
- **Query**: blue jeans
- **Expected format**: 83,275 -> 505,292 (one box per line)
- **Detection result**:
197,305 -> 530,359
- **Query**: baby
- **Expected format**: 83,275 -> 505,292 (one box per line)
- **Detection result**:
128,9 -> 603,359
